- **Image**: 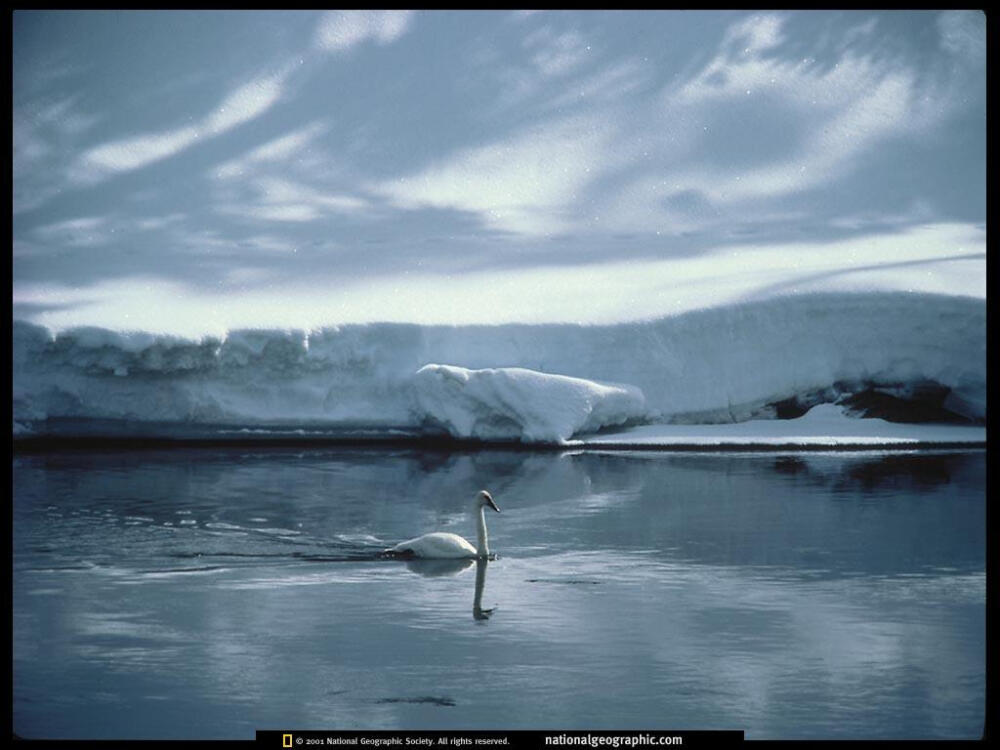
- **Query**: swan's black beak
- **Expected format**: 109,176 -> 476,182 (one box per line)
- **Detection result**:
487,496 -> 501,513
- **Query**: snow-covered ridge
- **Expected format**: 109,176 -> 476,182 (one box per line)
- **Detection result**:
13,292 -> 985,443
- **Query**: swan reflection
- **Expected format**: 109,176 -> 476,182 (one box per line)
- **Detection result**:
403,558 -> 474,577
402,557 -> 496,621
473,559 -> 494,621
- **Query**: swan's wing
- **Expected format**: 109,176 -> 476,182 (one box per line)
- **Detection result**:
392,532 -> 476,559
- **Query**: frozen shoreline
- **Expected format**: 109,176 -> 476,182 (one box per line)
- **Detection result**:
13,405 -> 985,452
574,404 -> 985,449
13,292 -> 985,444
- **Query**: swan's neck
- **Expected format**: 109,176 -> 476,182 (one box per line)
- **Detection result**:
475,505 -> 489,557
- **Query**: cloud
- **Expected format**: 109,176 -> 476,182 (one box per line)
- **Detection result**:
371,115 -> 617,236
475,23 -> 598,115
937,10 -> 985,66
724,12 -> 785,53
213,122 -> 328,181
249,204 -> 321,223
203,75 -> 286,134
17,223 -> 985,334
72,71 -> 287,183
134,213 -> 187,232
13,94 -> 102,212
457,12 -> 943,239
242,122 -> 327,162
313,10 -> 415,53
209,121 -> 366,225
30,216 -> 111,248
676,17 -> 887,112
216,176 -> 370,223
78,126 -> 203,177
547,57 -> 651,110
13,114 -> 52,174
16,95 -> 99,141
12,10 -> 985,328
630,12 -> 952,225
523,26 -> 590,78
697,70 -> 914,204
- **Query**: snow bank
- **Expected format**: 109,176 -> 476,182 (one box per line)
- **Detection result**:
12,292 -> 986,443
576,403 -> 986,447
412,364 -> 645,443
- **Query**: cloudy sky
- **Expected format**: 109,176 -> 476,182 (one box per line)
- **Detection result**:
13,10 -> 985,335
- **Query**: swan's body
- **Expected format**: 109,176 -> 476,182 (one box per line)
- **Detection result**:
388,490 -> 500,559
394,532 -> 478,559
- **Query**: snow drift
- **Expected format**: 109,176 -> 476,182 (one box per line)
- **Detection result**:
12,292 -> 985,443
412,364 -> 645,442
576,403 -> 985,447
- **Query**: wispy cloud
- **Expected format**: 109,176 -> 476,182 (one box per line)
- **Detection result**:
18,222 -> 985,334
937,10 -> 985,66
370,114 -> 617,236
13,115 -> 53,176
208,120 -> 368,225
615,12 -> 951,228
555,10 -> 984,241
523,26 -> 591,78
134,213 -> 187,232
548,58 -> 650,109
203,75 -> 286,134
213,122 -> 328,181
376,11 -> 947,239
313,10 -> 415,53
30,216 -> 111,248
12,10 -> 985,329
216,176 -> 370,224
510,10 -> 541,22
79,126 -> 203,177
71,71 -> 288,184
461,21 -> 600,118
725,12 -> 785,52
691,70 -> 915,204
13,93 -> 102,213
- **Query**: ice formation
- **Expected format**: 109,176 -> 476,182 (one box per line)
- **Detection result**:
12,291 -> 986,443
576,403 -> 985,447
412,364 -> 645,443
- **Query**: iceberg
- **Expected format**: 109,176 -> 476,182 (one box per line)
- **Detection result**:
12,291 -> 985,444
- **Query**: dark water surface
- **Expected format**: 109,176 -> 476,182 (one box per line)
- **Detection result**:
13,447 -> 985,739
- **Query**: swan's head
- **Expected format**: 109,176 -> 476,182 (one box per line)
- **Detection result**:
478,490 -> 500,513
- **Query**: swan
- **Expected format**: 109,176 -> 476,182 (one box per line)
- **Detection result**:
387,490 -> 501,559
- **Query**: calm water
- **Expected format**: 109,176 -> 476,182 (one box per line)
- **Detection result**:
13,447 -> 985,740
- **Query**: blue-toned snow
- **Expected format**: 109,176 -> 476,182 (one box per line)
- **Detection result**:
12,292 -> 985,444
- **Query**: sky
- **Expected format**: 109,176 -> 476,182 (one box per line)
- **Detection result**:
12,10 -> 986,336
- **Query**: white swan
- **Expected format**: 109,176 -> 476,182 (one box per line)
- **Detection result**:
387,490 -> 501,559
